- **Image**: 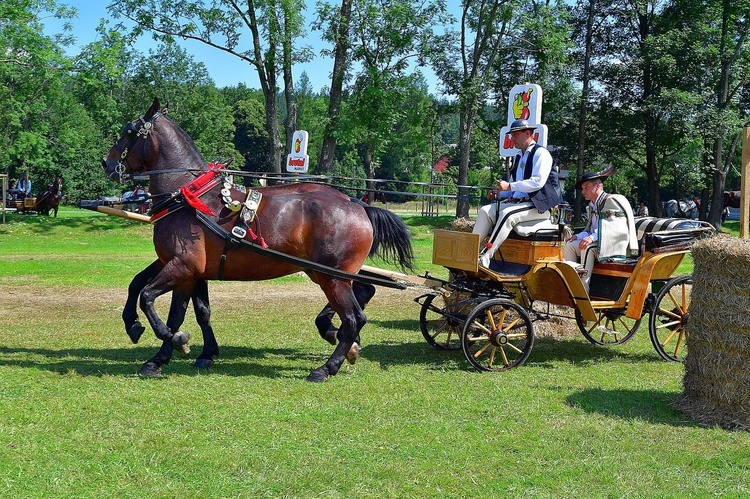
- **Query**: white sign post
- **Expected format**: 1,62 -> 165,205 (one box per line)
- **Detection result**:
498,83 -> 547,157
286,130 -> 310,173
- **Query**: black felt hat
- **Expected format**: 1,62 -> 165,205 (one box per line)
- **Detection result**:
574,165 -> 616,190
508,119 -> 537,133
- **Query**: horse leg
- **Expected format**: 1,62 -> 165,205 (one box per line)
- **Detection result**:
315,281 -> 376,347
123,260 -> 162,344
307,277 -> 367,383
139,283 -> 194,377
192,279 -> 219,370
138,265 -> 191,376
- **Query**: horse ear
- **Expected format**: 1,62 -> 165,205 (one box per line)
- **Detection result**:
161,101 -> 169,116
146,98 -> 160,120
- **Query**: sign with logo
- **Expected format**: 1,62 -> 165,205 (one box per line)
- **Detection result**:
498,83 -> 547,157
286,130 -> 309,173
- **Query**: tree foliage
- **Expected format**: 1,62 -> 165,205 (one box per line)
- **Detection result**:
3,0 -> 749,223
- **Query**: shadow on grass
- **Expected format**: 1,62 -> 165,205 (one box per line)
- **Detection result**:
0,344 -> 344,379
566,388 -> 699,428
364,321 -> 662,369
524,337 -> 661,367
2,211 -> 136,234
0,329 -> 666,380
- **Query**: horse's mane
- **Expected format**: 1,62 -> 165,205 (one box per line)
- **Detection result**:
160,115 -> 206,166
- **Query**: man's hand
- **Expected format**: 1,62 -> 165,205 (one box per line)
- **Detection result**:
497,180 -> 511,191
578,236 -> 594,250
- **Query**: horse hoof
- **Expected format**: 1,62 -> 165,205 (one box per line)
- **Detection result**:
322,327 -> 338,346
127,322 -> 146,344
306,368 -> 329,383
172,331 -> 191,355
346,342 -> 361,364
194,358 -> 213,370
139,361 -> 162,377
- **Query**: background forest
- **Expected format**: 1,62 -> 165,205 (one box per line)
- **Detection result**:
2,0 -> 749,226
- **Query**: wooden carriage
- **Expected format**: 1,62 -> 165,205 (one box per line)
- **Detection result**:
414,216 -> 714,371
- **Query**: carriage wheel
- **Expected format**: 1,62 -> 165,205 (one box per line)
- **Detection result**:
649,275 -> 692,362
461,298 -> 534,372
575,308 -> 641,346
419,293 -> 466,351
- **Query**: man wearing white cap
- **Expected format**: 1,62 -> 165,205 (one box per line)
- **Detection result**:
473,119 -> 560,269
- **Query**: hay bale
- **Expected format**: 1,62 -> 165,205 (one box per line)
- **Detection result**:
451,217 -> 475,232
673,236 -> 750,430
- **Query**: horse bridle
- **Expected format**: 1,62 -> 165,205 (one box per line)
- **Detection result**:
110,112 -> 207,183
112,112 -> 163,179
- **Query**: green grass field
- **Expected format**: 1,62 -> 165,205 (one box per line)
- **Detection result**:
0,207 -> 747,497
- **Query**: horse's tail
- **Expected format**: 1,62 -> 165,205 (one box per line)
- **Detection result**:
362,205 -> 414,272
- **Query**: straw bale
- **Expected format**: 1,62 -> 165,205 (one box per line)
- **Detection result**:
675,236 -> 750,430
451,217 -> 475,232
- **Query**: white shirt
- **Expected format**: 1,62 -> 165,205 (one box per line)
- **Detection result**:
509,141 -> 553,199
576,192 -> 605,242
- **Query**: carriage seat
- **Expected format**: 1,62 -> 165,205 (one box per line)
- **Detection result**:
512,219 -> 559,239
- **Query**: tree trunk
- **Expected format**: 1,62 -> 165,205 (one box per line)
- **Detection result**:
247,0 -> 283,173
282,8 -> 297,161
575,0 -> 596,224
319,0 -> 352,175
365,142 -> 375,205
261,76 -> 283,174
456,106 -> 476,218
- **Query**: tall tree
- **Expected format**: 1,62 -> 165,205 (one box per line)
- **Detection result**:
0,0 -> 109,202
110,0 -> 309,173
314,0 -> 353,174
344,0 -> 448,197
589,0 -> 706,217
570,0 -> 606,221
128,43 -> 238,163
666,0 -> 750,227
432,0 -> 515,218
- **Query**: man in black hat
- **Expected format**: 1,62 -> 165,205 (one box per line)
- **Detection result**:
563,168 -> 638,292
473,119 -> 560,268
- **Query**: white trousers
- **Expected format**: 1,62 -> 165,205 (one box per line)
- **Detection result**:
473,201 -> 549,263
563,241 -> 598,291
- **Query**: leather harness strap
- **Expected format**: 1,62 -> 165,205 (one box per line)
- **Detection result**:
193,211 -> 406,289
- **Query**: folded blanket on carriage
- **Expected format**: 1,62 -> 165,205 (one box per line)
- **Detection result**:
634,217 -> 715,252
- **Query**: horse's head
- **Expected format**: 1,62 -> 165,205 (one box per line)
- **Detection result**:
724,191 -> 741,209
102,98 -> 165,182
50,175 -> 61,195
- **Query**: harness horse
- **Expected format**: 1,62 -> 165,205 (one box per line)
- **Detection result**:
34,176 -> 62,217
103,98 -> 413,382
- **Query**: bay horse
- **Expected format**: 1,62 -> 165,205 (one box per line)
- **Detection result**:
723,191 -> 741,209
103,98 -> 413,381
361,191 -> 387,204
35,175 -> 62,217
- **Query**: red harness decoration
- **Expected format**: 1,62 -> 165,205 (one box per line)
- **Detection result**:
178,162 -> 224,216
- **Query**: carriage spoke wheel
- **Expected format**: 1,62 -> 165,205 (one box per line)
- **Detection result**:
649,275 -> 692,362
419,293 -> 468,351
461,298 -> 534,372
575,308 -> 641,346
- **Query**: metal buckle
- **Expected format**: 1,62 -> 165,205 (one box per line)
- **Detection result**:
231,226 -> 247,239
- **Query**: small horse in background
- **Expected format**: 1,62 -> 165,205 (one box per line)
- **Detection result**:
664,199 -> 698,219
724,191 -> 741,209
35,175 -> 62,217
361,190 -> 387,204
